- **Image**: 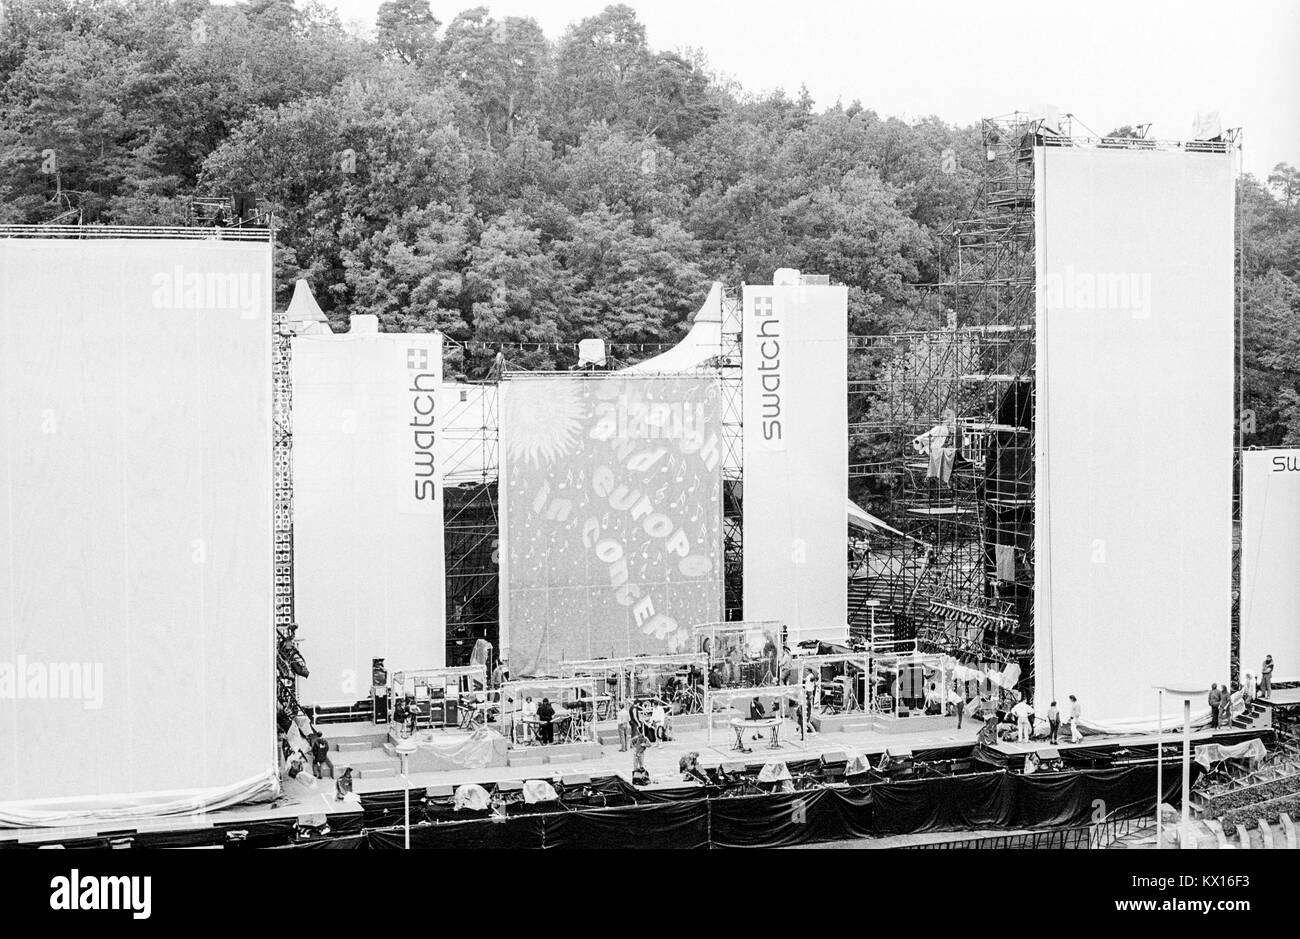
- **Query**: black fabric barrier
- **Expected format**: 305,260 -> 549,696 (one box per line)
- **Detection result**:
20,761 -> 1184,850
869,770 -> 1014,834
707,787 -> 875,848
545,800 -> 710,849
338,763 -> 1180,849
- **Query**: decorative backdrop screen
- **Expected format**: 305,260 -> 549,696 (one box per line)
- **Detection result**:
500,374 -> 723,675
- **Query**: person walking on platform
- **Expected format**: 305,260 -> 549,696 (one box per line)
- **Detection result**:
1220,683 -> 1233,729
1261,655 -> 1274,700
1068,695 -> 1082,744
1208,684 -> 1221,729
1047,700 -> 1060,744
616,701 -> 631,752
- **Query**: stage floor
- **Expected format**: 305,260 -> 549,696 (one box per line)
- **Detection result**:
0,717 -> 1271,845
1264,687 -> 1300,706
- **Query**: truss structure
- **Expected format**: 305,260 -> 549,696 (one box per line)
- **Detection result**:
720,286 -> 744,621
847,114 -> 1041,666
441,380 -> 502,665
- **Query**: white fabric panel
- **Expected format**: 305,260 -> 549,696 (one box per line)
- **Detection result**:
742,285 -> 848,644
292,332 -> 445,704
500,375 -> 723,675
1240,450 -> 1300,684
1033,147 -> 1235,722
0,238 -> 274,810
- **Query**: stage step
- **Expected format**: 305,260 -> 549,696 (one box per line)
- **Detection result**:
336,740 -> 374,753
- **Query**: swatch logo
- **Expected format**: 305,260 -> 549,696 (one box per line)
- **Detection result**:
408,347 -> 438,504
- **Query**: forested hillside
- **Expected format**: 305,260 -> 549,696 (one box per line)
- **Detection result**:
1,0 -> 1297,448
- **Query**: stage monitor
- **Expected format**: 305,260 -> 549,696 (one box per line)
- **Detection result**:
292,330 -> 446,705
1240,450 -> 1300,685
0,235 -> 276,815
500,373 -> 723,675
742,284 -> 848,643
1033,146 -> 1235,723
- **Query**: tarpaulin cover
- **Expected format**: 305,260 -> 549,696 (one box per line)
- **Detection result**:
1195,737 -> 1268,769
1034,147 -> 1235,722
0,237 -> 277,822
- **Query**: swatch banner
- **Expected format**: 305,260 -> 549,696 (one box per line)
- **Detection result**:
742,285 -> 848,643
1240,449 -> 1300,685
501,374 -> 723,675
292,331 -> 446,706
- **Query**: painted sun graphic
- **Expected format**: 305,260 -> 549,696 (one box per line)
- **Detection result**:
503,380 -> 587,468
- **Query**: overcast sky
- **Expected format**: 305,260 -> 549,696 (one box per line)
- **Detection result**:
285,0 -> 1300,177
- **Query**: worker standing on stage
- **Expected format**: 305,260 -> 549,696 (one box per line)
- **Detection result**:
631,728 -> 650,785
1208,684 -> 1221,729
1011,697 -> 1034,742
616,700 -> 631,752
1047,700 -> 1060,744
1068,695 -> 1082,743
1261,655 -> 1274,699
310,732 -> 333,779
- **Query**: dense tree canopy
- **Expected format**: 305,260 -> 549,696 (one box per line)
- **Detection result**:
1,0 -> 1297,453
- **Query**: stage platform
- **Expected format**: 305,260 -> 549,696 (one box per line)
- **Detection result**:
1262,687 -> 1300,707
0,717 -> 1273,847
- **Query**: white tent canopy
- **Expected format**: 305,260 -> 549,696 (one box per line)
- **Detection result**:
622,281 -> 724,373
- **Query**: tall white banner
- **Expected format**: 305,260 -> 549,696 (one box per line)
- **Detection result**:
500,374 -> 723,676
293,330 -> 445,705
0,237 -> 275,810
742,285 -> 848,643
1034,147 -> 1235,723
1241,450 -> 1300,686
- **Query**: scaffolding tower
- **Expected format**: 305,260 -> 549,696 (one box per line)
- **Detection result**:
848,113 -> 1042,667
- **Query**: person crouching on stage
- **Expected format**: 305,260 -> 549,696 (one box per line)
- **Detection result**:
536,697 -> 556,744
335,767 -> 354,801
679,751 -> 707,784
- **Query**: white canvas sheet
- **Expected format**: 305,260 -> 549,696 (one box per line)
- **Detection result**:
292,332 -> 445,704
0,237 -> 275,812
1033,147 -> 1235,722
741,285 -> 848,643
1240,450 -> 1300,685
